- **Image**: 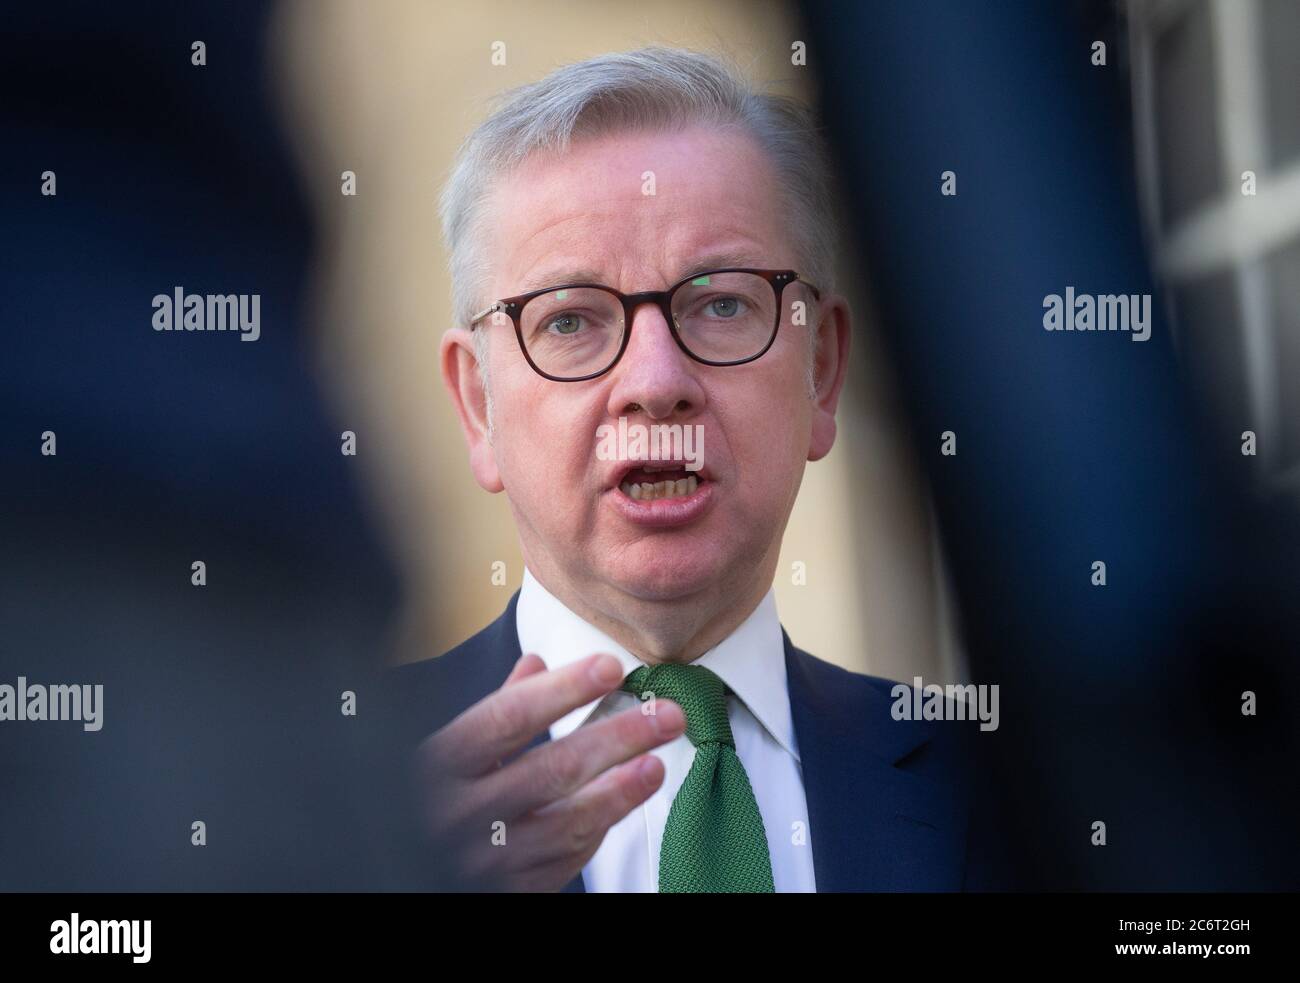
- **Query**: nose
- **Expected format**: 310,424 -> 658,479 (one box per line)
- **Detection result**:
606,299 -> 706,420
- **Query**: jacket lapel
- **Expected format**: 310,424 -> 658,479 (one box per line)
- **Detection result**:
784,632 -> 969,890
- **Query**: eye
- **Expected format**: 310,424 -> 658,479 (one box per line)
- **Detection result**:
546,312 -> 584,335
705,296 -> 744,318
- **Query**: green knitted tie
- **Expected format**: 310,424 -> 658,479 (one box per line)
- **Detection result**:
622,664 -> 775,892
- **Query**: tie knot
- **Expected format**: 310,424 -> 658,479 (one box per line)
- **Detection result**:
622,663 -> 733,748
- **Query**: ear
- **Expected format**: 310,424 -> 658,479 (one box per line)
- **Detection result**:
808,293 -> 851,462
441,326 -> 504,492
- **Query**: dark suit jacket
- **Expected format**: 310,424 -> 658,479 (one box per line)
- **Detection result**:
380,590 -> 1020,891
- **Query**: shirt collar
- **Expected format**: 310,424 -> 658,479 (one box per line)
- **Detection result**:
515,567 -> 799,762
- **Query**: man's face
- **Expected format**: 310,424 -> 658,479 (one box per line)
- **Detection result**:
450,124 -> 844,608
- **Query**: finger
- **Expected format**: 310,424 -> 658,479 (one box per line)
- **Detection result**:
432,652 -> 629,777
469,699 -> 684,821
513,753 -> 666,873
456,655 -> 547,777
503,652 -> 546,687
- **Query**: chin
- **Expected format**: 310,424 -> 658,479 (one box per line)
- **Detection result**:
603,547 -> 726,603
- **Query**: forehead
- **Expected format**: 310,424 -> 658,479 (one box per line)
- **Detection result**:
483,123 -> 790,291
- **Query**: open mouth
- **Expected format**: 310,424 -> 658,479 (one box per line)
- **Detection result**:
617,465 -> 705,501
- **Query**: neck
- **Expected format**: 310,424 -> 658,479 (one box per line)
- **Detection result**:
524,552 -> 778,665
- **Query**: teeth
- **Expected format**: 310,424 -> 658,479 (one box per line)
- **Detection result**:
618,475 -> 700,500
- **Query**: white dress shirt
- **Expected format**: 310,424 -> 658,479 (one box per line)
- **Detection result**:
515,567 -> 817,892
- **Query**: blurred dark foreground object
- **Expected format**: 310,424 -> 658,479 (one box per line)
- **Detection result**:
801,0 -> 1300,890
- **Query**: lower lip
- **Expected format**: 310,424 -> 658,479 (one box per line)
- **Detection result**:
605,478 -> 716,528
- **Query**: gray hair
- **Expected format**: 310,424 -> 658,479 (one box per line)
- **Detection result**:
438,45 -> 840,413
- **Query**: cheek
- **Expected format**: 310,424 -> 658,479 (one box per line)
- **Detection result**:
720,365 -> 812,462
726,416 -> 804,505
494,391 -> 604,510
491,390 -> 547,483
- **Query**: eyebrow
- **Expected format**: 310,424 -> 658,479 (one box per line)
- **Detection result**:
515,249 -> 764,293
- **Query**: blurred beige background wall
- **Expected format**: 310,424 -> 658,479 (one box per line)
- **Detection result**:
269,0 -> 963,682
